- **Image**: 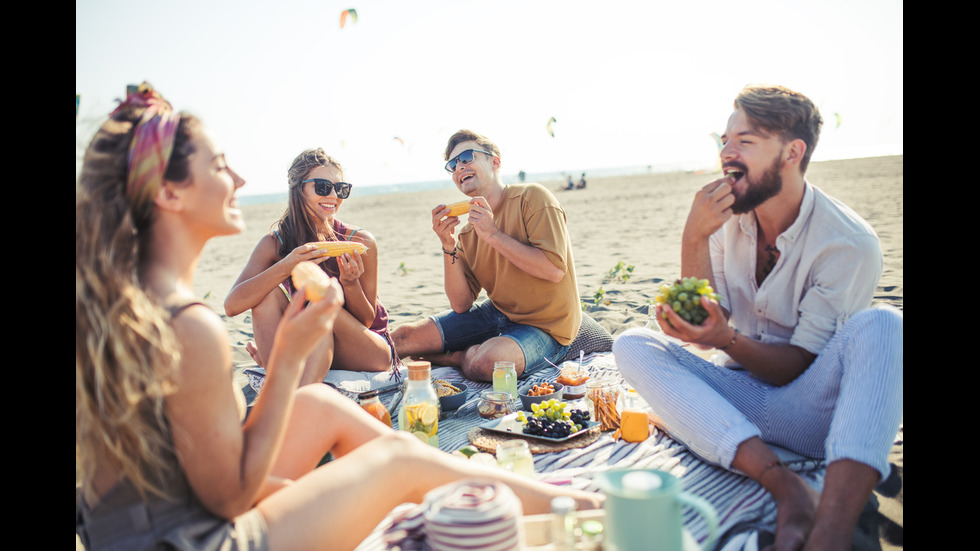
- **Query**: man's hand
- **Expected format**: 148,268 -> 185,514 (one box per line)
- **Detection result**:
465,196 -> 498,242
432,203 -> 463,250
656,295 -> 733,350
683,176 -> 737,245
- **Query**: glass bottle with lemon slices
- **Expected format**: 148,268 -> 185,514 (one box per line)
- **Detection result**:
398,361 -> 441,447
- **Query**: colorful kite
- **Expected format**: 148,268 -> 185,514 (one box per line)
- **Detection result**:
340,8 -> 358,28
546,117 -> 557,138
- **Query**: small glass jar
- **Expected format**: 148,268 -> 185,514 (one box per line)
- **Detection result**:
358,390 -> 392,428
586,378 -> 621,432
557,363 -> 589,400
477,390 -> 517,419
496,440 -> 534,477
550,496 -> 577,551
492,361 -> 518,398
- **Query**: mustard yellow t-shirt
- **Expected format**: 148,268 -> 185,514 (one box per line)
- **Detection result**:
456,183 -> 581,345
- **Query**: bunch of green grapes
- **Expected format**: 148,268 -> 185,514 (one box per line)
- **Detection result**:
654,277 -> 720,325
516,400 -> 591,438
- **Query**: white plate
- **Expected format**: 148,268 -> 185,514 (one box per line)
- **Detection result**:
478,412 -> 599,443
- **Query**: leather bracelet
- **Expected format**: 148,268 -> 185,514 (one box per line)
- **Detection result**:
442,246 -> 458,264
718,328 -> 739,350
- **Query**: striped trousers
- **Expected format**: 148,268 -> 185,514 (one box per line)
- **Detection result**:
612,305 -> 903,478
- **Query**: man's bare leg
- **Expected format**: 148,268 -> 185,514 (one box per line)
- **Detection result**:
732,437 -> 819,551
804,459 -> 879,551
458,336 -> 525,381
391,318 -> 443,358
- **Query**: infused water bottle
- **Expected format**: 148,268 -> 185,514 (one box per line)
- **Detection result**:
398,361 -> 441,447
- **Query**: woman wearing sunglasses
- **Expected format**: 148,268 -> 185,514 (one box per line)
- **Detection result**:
77,85 -> 600,551
226,148 -> 396,384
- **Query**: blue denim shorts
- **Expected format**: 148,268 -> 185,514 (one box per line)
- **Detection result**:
430,299 -> 569,377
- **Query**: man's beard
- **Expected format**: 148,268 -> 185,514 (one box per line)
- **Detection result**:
730,157 -> 784,214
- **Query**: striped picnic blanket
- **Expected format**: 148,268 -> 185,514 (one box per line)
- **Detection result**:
351,354 -> 829,551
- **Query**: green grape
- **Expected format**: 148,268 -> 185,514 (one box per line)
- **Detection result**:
653,277 -> 721,326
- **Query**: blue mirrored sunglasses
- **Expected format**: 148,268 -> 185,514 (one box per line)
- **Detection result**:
302,178 -> 352,198
445,149 -> 494,173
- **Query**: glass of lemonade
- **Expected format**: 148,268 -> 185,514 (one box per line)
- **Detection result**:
496,440 -> 534,477
493,361 -> 518,398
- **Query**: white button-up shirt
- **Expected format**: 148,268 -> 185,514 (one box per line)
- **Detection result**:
710,182 -> 882,355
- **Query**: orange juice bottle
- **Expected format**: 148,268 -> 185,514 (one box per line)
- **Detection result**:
620,388 -> 650,443
358,390 -> 392,428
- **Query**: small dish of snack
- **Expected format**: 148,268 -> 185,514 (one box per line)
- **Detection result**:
435,380 -> 468,411
519,382 -> 564,410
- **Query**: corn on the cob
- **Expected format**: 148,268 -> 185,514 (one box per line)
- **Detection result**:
443,201 -> 472,217
291,261 -> 331,302
312,241 -> 368,257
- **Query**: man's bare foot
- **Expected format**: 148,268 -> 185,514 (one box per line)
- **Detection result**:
246,341 -> 264,367
763,466 -> 820,551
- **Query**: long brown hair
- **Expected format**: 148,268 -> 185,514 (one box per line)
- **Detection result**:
273,147 -> 345,259
75,90 -> 198,501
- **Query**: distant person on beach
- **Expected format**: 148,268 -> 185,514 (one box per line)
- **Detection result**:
225,148 -> 397,385
76,85 -> 602,551
565,175 -> 574,190
576,173 -> 587,189
392,129 -> 582,382
613,84 -> 903,550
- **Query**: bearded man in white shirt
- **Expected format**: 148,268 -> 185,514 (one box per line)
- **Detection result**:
613,85 -> 903,550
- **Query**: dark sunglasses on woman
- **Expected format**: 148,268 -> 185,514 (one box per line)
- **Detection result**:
445,149 -> 494,173
302,178 -> 353,198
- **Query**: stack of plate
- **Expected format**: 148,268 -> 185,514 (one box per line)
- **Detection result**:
423,480 -> 524,551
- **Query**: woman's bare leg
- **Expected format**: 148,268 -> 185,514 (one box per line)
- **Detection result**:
330,309 -> 391,372
256,431 -> 603,551
269,385 -> 390,479
299,309 -> 390,385
250,289 -> 289,368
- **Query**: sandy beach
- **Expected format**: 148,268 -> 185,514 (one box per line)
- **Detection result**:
196,154 -> 903,548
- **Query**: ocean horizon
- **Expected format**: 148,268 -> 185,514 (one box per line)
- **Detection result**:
237,160 -> 712,206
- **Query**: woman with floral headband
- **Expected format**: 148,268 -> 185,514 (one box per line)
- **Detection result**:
76,83 -> 600,550
225,148 -> 397,385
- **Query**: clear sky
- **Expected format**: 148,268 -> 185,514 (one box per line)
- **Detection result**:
76,0 -> 903,197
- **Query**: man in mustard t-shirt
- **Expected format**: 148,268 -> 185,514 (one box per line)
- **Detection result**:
391,130 -> 581,382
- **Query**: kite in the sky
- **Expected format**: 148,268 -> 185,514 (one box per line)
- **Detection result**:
546,116 -> 557,137
340,8 -> 357,28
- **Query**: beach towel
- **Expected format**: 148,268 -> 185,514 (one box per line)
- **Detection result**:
243,364 -> 407,412
352,352 -> 899,551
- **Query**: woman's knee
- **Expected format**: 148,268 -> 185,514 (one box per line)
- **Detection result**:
292,384 -> 347,417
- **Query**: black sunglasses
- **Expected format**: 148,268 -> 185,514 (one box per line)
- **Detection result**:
302,178 -> 352,199
445,149 -> 494,173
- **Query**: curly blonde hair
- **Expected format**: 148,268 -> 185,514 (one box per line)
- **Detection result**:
75,98 -> 197,501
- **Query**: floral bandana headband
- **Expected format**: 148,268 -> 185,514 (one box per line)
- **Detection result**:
110,83 -> 180,223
